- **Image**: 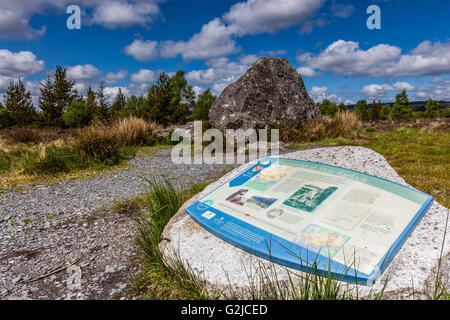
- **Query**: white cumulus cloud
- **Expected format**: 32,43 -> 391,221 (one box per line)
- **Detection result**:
296,66 -> 322,77
309,85 -> 343,103
66,64 -> 101,81
104,86 -> 130,99
124,39 -> 159,62
92,1 -> 160,28
0,1 -> 162,39
186,55 -> 258,94
298,40 -> 450,77
0,49 -> 45,77
126,0 -> 325,62
223,0 -> 325,36
105,70 -> 128,84
360,82 -> 415,99
130,69 -> 158,83
160,18 -> 238,61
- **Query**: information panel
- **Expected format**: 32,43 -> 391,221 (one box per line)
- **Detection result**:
186,157 -> 433,285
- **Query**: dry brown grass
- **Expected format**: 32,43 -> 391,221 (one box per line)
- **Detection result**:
280,111 -> 361,142
0,127 -> 74,146
362,118 -> 450,133
74,117 -> 162,160
110,117 -> 162,145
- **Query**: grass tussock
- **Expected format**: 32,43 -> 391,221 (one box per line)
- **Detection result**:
74,117 -> 161,161
280,111 -> 361,143
133,177 -> 213,299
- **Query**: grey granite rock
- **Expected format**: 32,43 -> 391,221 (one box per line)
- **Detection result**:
161,146 -> 449,299
208,57 -> 321,131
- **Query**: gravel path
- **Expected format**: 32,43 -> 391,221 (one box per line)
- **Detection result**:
0,148 -> 238,300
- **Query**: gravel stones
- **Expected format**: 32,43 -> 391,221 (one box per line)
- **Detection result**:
0,148 -> 236,300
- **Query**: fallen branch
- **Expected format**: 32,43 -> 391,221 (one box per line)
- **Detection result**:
23,259 -> 80,284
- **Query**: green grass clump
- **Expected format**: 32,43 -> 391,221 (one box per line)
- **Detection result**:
0,148 -> 32,172
133,176 -> 213,300
21,145 -> 88,175
0,143 -> 135,177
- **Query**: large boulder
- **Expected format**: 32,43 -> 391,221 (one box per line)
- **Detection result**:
208,57 -> 321,131
160,146 -> 449,299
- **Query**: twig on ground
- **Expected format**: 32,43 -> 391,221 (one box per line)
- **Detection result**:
23,259 -> 81,284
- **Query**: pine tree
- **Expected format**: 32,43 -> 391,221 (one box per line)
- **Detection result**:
146,72 -> 189,125
96,81 -> 109,120
353,100 -> 369,120
425,98 -> 441,118
4,79 -> 35,127
338,103 -> 348,112
193,89 -> 216,121
317,99 -> 338,117
39,67 -> 77,126
52,66 -> 77,125
368,100 -> 383,120
109,88 -> 126,119
85,86 -> 97,121
391,90 -> 412,120
171,70 -> 195,107
380,104 -> 391,120
39,73 -> 56,125
146,73 -> 171,124
124,95 -> 146,118
63,100 -> 91,128
0,102 -> 13,128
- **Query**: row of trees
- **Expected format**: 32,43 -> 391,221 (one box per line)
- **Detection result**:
318,90 -> 448,120
1,70 -> 448,129
0,67 -> 216,128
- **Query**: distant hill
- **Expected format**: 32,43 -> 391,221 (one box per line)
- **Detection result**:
347,101 -> 450,112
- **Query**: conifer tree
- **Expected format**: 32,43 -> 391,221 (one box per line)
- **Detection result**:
192,89 -> 216,121
124,95 -> 146,118
39,67 -> 77,125
425,98 -> 441,118
380,104 -> 391,120
96,81 -> 109,120
368,100 -> 383,120
146,72 -> 189,125
38,73 -> 56,125
0,101 -> 13,128
85,86 -> 97,121
52,66 -> 77,125
109,88 -> 126,119
353,100 -> 369,120
391,90 -> 412,120
317,99 -> 338,117
338,103 -> 348,112
4,79 -> 35,127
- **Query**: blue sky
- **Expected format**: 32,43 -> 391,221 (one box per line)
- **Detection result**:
1,0 -> 449,105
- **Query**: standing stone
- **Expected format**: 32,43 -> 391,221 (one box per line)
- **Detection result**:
209,57 -> 321,131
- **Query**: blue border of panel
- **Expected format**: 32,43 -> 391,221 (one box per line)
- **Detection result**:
185,157 -> 434,286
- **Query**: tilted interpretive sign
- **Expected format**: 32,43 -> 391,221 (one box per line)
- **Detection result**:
186,157 -> 433,286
